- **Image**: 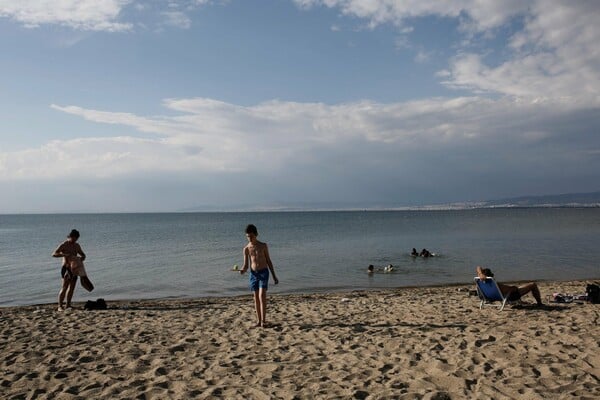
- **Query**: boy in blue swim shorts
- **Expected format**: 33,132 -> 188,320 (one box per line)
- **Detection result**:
249,268 -> 270,291
240,224 -> 279,327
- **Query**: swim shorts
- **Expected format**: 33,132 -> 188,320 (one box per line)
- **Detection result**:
249,268 -> 269,291
61,265 -> 76,280
507,288 -> 522,302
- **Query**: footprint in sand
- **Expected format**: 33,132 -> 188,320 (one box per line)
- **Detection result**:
474,335 -> 496,347
169,344 -> 186,353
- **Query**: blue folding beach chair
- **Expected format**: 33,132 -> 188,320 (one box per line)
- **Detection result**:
474,276 -> 512,311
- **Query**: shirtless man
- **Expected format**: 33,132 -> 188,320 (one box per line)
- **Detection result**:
240,224 -> 279,327
52,229 -> 86,311
476,266 -> 542,305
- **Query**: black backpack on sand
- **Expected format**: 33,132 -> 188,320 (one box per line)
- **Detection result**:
586,284 -> 599,304
84,298 -> 108,310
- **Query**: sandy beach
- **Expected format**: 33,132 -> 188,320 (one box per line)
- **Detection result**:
1,280 -> 599,399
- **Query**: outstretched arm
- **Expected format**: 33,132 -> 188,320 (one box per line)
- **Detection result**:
240,247 -> 249,274
265,244 -> 278,284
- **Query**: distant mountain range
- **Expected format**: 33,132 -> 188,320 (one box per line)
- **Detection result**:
479,191 -> 600,208
407,191 -> 600,211
182,191 -> 600,212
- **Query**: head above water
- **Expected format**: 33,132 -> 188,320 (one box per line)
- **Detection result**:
68,229 -> 80,240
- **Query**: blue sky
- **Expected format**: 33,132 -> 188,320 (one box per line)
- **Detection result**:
0,0 -> 599,212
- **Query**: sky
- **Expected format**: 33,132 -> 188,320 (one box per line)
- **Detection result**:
0,0 -> 599,213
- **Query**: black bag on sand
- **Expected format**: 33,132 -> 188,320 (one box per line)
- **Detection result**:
586,284 -> 599,304
84,298 -> 107,310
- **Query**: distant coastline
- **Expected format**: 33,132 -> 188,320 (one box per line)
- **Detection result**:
1,191 -> 599,214
181,190 -> 600,213
2,204 -> 599,215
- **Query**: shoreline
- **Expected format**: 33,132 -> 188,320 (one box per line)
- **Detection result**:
2,279 -> 598,399
2,203 -> 600,215
3,276 -> 599,310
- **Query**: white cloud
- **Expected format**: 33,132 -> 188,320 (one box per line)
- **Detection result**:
414,49 -> 432,64
0,0 -> 133,32
161,10 -> 192,29
293,0 -> 528,32
443,1 -> 600,104
0,0 -> 215,32
1,96 -> 597,183
294,1 -> 600,105
2,95 -> 598,212
394,36 -> 410,50
1,1 -> 598,210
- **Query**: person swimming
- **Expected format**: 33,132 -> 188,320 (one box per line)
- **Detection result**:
420,249 -> 431,258
384,264 -> 394,272
367,264 -> 375,274
411,248 -> 419,257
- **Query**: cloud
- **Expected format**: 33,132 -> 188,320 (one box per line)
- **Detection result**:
394,36 -> 410,50
0,0 -> 214,32
1,1 -> 598,211
0,0 -> 133,32
442,1 -> 600,104
414,49 -> 432,64
161,11 -> 192,29
293,0 -> 528,31
1,95 -> 598,211
294,1 -> 600,105
1,96 -> 598,188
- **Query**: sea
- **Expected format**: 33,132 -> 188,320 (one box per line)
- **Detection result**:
1,209 -> 599,306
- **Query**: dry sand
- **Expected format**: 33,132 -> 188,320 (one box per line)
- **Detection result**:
1,280 -> 599,399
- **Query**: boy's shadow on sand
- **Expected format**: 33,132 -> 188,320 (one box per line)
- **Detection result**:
290,321 -> 469,332
103,303 -> 569,313
284,304 -> 570,331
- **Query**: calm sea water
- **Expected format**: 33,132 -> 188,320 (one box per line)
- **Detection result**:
1,209 -> 599,306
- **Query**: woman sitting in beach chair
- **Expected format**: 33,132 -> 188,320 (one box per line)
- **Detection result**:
476,266 -> 543,306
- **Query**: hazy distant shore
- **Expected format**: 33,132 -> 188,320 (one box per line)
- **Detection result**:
179,190 -> 600,212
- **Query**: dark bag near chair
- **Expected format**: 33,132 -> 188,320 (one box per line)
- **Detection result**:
84,298 -> 107,310
586,284 -> 600,304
